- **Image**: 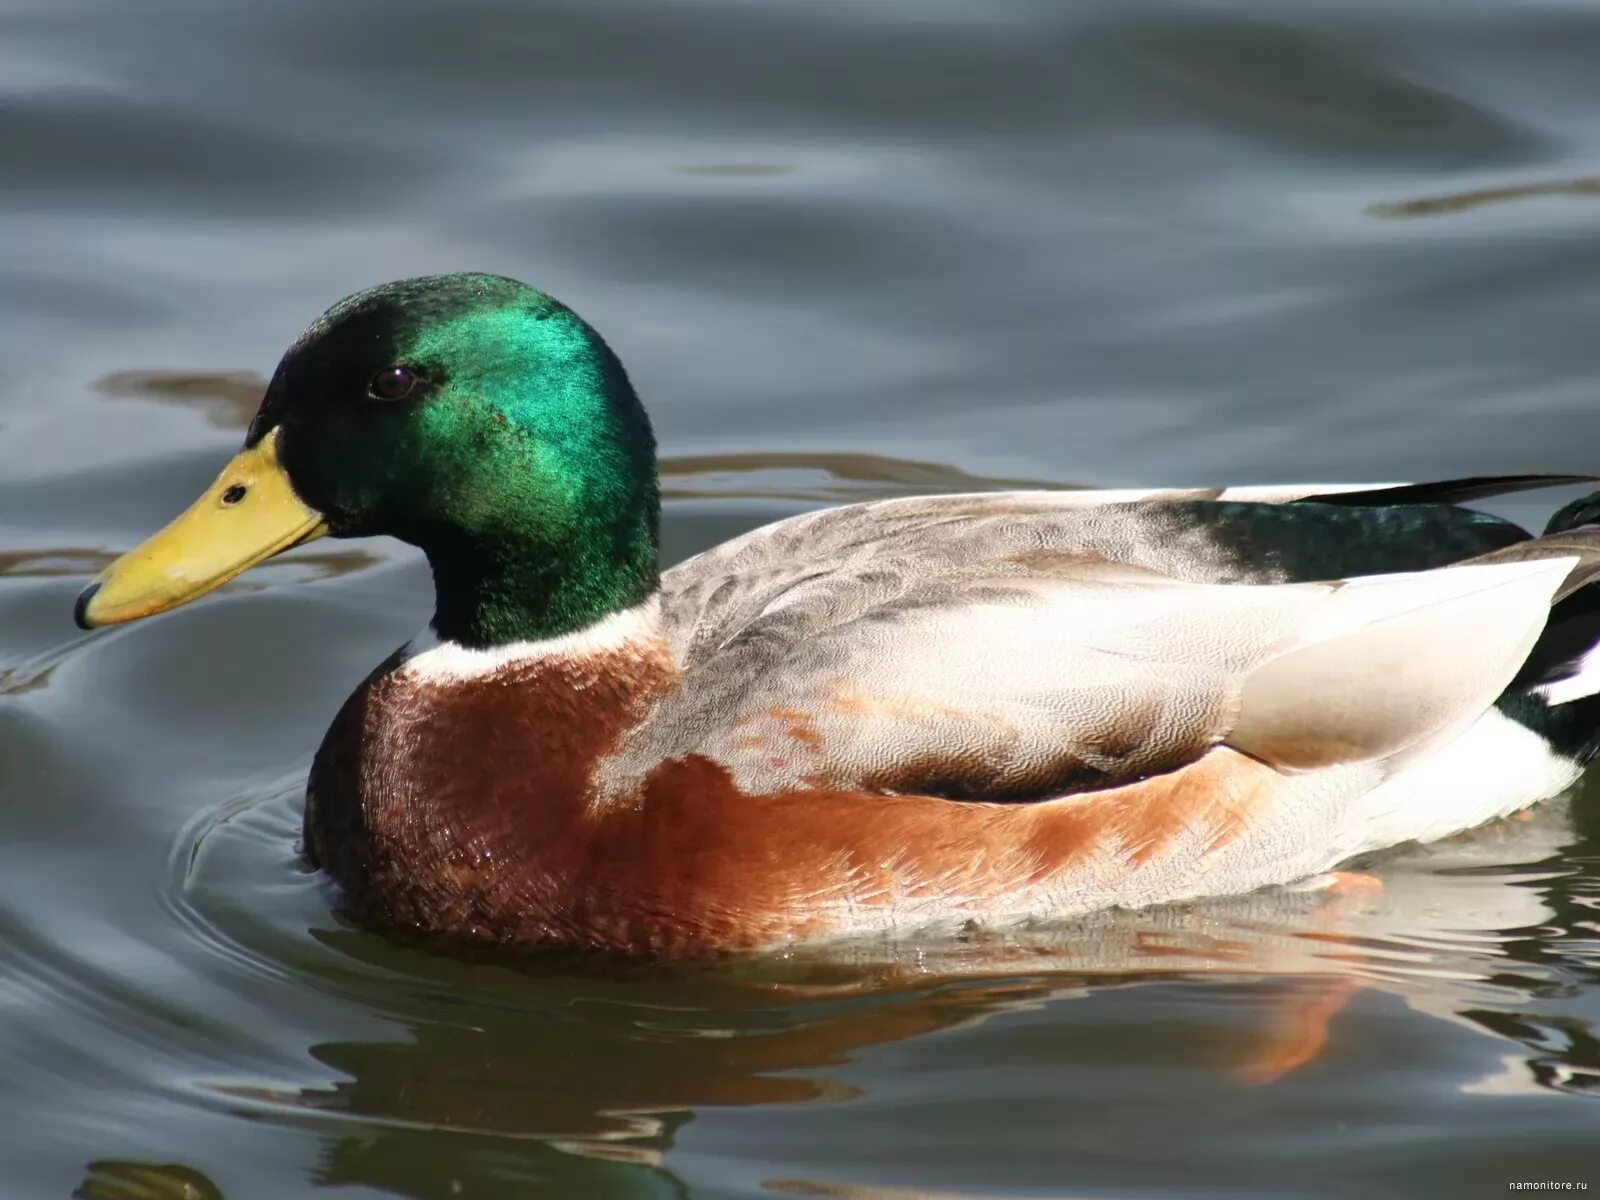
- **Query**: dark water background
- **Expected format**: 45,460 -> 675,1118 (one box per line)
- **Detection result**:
4,1 -> 1600,1196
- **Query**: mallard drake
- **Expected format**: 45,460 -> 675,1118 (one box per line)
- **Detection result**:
74,273 -> 1600,954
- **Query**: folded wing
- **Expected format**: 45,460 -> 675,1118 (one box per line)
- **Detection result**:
627,490 -> 1580,802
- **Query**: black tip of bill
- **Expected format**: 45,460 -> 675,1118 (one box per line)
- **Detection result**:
73,582 -> 101,630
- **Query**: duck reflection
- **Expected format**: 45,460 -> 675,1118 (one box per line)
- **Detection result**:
74,1160 -> 224,1200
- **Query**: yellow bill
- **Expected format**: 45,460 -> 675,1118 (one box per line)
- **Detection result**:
75,429 -> 328,629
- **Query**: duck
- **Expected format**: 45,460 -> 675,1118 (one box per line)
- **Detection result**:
73,272 -> 1600,955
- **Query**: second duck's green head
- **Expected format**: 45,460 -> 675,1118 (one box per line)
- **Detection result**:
74,274 -> 661,648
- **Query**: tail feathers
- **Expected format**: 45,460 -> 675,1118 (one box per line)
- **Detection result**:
1518,584 -> 1600,705
1302,473 -> 1597,510
1535,644 -> 1600,705
1545,488 -> 1600,536
1490,529 -> 1600,763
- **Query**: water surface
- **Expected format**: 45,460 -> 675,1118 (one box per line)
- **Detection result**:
3,1 -> 1600,1196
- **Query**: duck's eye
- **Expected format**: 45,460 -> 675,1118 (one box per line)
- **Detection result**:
368,365 -> 421,401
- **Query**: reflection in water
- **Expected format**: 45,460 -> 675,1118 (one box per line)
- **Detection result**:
96,370 -> 268,429
0,657 -> 64,696
74,1160 -> 223,1200
1370,176 -> 1600,219
220,934 -> 1043,1136
658,451 -> 1060,501
766,1183 -> 1053,1200
0,547 -> 112,578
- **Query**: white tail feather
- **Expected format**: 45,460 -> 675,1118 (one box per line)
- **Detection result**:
1535,642 -> 1600,705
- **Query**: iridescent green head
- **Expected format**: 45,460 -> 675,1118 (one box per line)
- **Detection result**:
74,274 -> 661,648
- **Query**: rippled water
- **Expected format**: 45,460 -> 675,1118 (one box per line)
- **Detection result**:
5,1 -> 1600,1196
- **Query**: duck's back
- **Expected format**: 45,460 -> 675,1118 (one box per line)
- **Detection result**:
657,486 -> 1529,666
